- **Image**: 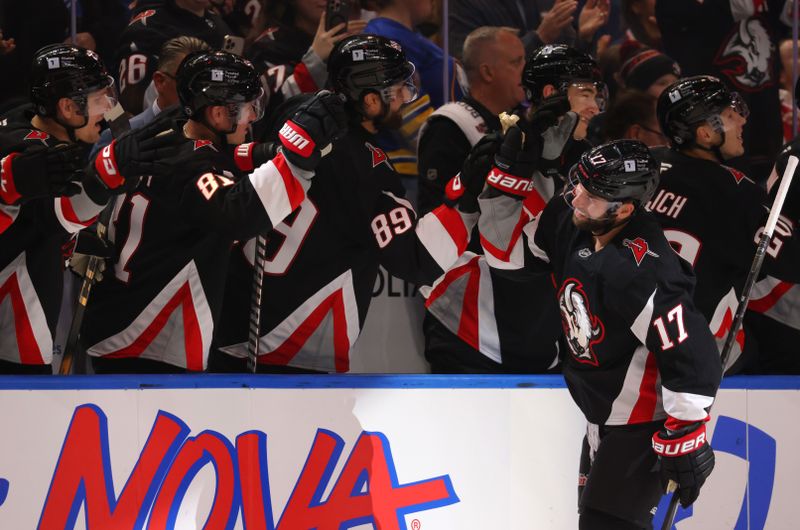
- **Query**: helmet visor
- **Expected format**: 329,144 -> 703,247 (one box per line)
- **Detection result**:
564,164 -> 622,219
83,77 -> 117,117
229,87 -> 266,125
566,80 -> 608,112
379,62 -> 418,104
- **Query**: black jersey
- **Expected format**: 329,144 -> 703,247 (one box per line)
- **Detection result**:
0,124 -> 104,365
214,125 -> 477,372
115,0 -> 231,114
81,126 -> 312,370
647,147 -> 800,371
479,192 -> 722,426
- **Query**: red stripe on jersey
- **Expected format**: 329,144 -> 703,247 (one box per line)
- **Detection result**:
628,351 -> 658,423
261,288 -> 351,372
291,62 -> 318,93
714,307 -> 745,352
664,414 -> 710,432
457,258 -> 481,349
479,212 -> 528,263
431,205 -> 469,254
522,189 -> 547,217
0,273 -> 45,364
272,152 -> 306,211
105,283 -> 203,368
0,208 -> 14,233
60,196 -> 96,227
0,153 -> 22,204
748,280 -> 794,313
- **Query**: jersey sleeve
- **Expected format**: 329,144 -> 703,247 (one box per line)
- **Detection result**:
178,151 -> 311,241
0,204 -> 19,234
614,264 -> 722,424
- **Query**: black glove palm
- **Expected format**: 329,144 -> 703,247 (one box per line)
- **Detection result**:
447,132 -> 501,212
2,143 -> 84,204
279,90 -> 347,171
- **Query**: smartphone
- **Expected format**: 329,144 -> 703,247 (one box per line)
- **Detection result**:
325,0 -> 350,33
223,35 -> 245,56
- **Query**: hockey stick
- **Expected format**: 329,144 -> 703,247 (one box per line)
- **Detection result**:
247,234 -> 267,373
60,104 -> 131,375
660,154 -> 799,530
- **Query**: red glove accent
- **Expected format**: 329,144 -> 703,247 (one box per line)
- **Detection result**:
652,423 -> 708,457
94,141 -> 126,189
444,173 -> 465,203
486,165 -> 534,197
234,142 -> 256,172
279,120 -> 316,158
0,153 -> 22,204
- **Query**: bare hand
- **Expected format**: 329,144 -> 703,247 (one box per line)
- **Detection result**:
578,0 -> 610,43
0,30 -> 15,56
537,0 -> 578,44
311,12 -> 369,62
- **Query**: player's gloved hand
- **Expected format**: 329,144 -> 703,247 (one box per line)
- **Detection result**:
278,89 -> 347,171
520,95 -> 579,180
82,119 -> 181,203
652,421 -> 715,508
232,141 -> 279,172
485,127 -> 538,199
0,144 -> 84,204
527,94 -> 572,135
444,132 -> 502,213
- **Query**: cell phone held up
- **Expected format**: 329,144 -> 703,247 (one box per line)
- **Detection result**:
325,0 -> 350,34
223,35 -> 245,56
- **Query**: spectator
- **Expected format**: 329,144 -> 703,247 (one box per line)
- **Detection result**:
778,38 -> 798,142
602,89 -> 665,146
617,40 -> 680,98
621,0 -> 660,49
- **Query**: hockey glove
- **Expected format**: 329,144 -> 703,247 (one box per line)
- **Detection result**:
278,90 -> 347,171
444,132 -> 502,213
485,127 -> 538,199
0,144 -> 84,204
232,141 -> 279,172
83,119 -> 181,203
652,421 -> 715,508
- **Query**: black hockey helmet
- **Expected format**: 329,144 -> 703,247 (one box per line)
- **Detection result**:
30,44 -> 115,119
568,139 -> 659,208
177,50 -> 265,126
327,34 -> 417,105
523,45 -> 604,107
657,75 -> 749,148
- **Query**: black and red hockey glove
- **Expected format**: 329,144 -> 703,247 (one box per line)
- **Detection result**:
83,119 -> 181,203
278,90 -> 347,171
232,141 -> 279,172
652,420 -> 715,508
485,127 -> 538,199
0,144 -> 83,204
443,132 -> 501,212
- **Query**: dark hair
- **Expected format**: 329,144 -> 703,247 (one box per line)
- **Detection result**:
603,89 -> 658,141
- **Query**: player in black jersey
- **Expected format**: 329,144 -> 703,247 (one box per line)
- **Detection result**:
649,75 -> 800,373
210,35 -> 478,373
0,44 -> 163,373
116,0 -> 231,115
478,137 -> 721,529
81,50 -> 347,373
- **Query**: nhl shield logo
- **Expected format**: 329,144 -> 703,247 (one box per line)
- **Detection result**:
622,237 -> 659,266
558,279 -> 605,366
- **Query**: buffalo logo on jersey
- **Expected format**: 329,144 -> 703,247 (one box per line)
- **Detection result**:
129,9 -> 156,26
714,18 -> 775,91
366,142 -> 393,170
558,279 -> 605,366
622,237 -> 659,266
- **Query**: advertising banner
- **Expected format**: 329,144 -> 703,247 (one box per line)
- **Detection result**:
0,375 -> 796,529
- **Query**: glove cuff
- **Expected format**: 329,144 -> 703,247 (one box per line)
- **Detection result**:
233,142 -> 257,172
486,165 -> 534,198
652,423 -> 707,457
94,141 -> 126,189
0,153 -> 22,204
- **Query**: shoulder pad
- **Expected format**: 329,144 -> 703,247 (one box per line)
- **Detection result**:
424,101 -> 488,147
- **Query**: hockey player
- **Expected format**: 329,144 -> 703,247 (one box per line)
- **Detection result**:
81,50 -> 346,373
419,43 -> 602,373
115,0 -> 231,114
651,75 -> 800,372
210,35 -> 478,373
478,137 -> 722,528
0,44 -> 166,373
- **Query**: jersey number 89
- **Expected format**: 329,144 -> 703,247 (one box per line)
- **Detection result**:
371,207 -> 413,248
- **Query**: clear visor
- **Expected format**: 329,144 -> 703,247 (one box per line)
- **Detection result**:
563,165 -> 622,219
228,87 -> 266,125
565,81 -> 608,112
82,79 -> 117,117
380,77 -> 419,105
705,92 -> 749,134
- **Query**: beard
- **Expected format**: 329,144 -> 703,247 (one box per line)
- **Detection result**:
571,211 -> 619,235
374,108 -> 403,130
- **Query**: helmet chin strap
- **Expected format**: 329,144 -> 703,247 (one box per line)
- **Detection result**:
575,203 -> 631,236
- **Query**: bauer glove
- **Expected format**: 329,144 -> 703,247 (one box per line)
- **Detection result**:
652,420 -> 715,508
278,90 -> 347,171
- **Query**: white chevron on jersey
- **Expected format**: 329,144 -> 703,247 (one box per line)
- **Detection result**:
0,204 -> 19,234
248,151 -> 311,228
0,253 -> 52,364
54,194 -> 103,233
707,286 -> 744,370
86,260 -> 213,370
661,385 -> 715,423
220,269 -> 361,372
416,204 -> 476,272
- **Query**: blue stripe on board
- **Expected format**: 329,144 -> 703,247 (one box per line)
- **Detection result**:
0,374 -> 798,390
